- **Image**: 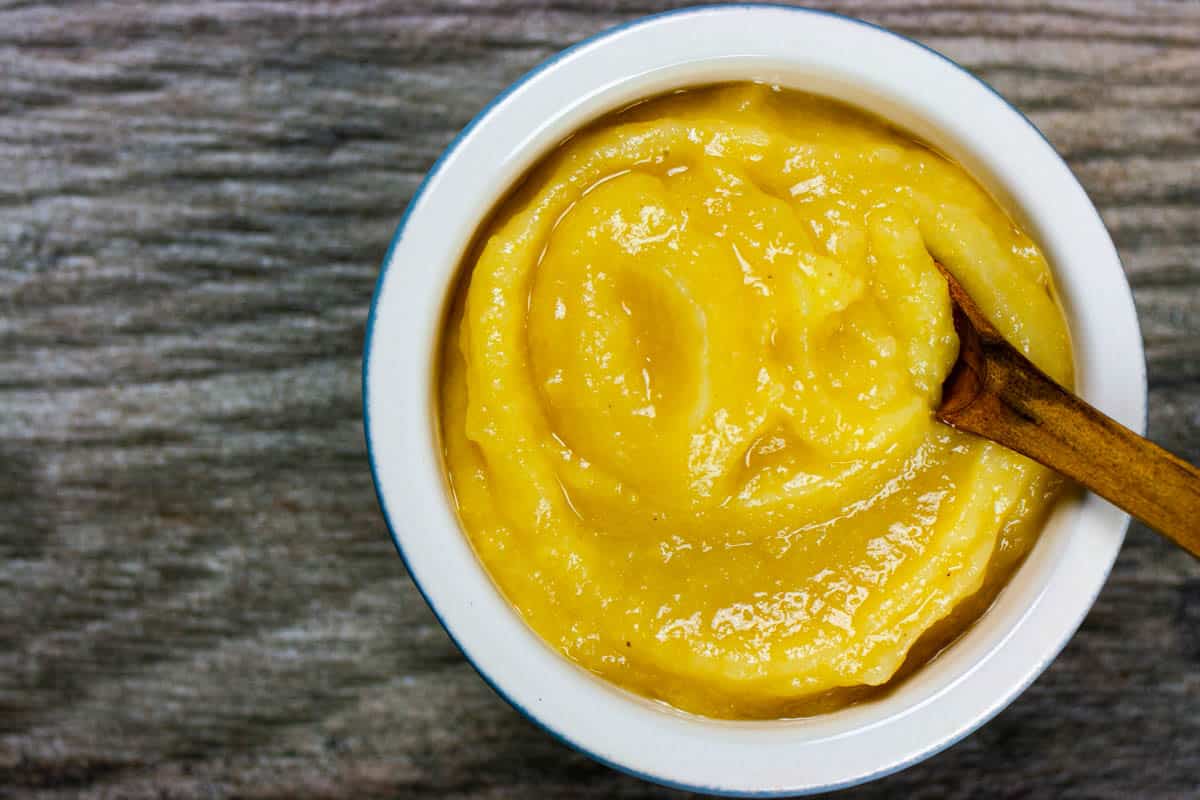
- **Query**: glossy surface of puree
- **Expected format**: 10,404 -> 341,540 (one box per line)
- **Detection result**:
439,84 -> 1072,719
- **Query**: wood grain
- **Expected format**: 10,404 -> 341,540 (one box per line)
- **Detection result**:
1,1 -> 1197,798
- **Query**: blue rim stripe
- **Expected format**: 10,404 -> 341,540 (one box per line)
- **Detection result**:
362,4 -> 1143,796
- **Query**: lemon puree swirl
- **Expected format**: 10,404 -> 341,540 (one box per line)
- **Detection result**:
440,84 -> 1072,718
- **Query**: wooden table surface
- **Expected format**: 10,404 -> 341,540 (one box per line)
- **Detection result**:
2,1 -> 1198,797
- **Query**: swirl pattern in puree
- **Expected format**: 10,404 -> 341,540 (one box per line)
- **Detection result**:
440,84 -> 1073,719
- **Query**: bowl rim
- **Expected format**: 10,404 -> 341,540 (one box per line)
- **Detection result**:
363,4 -> 1145,795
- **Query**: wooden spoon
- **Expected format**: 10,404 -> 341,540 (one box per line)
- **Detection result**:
934,262 -> 1200,557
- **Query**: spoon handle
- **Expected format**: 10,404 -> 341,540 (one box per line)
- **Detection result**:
938,323 -> 1200,556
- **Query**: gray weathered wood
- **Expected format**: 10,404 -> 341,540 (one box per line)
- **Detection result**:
1,1 -> 1198,797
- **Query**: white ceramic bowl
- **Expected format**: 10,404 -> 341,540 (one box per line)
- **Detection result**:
363,5 -> 1144,795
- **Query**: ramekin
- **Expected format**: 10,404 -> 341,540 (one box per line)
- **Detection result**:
363,5 -> 1145,795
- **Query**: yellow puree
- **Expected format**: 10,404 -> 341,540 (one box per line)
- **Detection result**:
440,84 -> 1073,719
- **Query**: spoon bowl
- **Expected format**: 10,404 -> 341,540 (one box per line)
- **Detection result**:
935,262 -> 1200,556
